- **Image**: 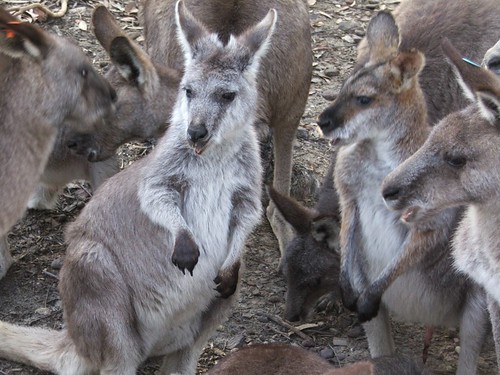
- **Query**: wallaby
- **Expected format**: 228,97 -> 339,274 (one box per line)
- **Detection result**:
204,343 -> 429,375
482,39 -> 500,75
27,4 -> 184,210
67,0 -> 312,261
381,44 -> 500,373
268,150 -> 341,322
316,4 -> 497,373
0,7 -> 116,278
0,2 -> 270,374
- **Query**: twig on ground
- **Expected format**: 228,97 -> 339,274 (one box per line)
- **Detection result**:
8,0 -> 69,18
262,312 -> 313,342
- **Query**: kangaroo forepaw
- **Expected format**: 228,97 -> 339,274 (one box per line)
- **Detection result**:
356,290 -> 381,323
340,278 -> 359,312
172,230 -> 200,276
214,261 -> 240,298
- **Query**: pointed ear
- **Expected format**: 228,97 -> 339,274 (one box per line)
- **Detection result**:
389,49 -> 425,92
311,215 -> 340,252
175,0 -> 210,65
477,91 -> 500,124
268,186 -> 315,235
366,11 -> 400,63
234,8 -> 277,71
0,8 -> 50,59
109,36 -> 159,90
92,6 -> 126,52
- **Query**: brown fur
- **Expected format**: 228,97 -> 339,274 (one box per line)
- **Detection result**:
0,6 -> 115,277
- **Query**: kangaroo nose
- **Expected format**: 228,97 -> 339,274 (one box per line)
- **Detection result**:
188,125 -> 208,143
317,114 -> 332,131
382,185 -> 401,201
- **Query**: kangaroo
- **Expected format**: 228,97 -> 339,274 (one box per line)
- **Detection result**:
268,150 -> 341,322
205,343 -> 429,375
316,5 -> 495,373
0,2 -> 271,374
0,7 -> 116,278
482,39 -> 500,75
381,44 -> 500,373
27,5 -> 183,210
63,0 -> 312,261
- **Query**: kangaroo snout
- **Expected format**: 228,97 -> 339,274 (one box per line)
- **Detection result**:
382,185 -> 401,202
66,135 -> 100,162
187,124 -> 208,143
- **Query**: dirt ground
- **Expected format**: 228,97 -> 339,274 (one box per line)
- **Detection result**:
0,0 -> 497,374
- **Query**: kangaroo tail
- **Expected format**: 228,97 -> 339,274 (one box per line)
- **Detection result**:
0,320 -> 90,374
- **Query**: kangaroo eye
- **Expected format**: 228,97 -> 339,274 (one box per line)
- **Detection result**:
81,68 -> 88,78
444,153 -> 466,168
184,88 -> 193,99
222,92 -> 236,102
356,96 -> 373,106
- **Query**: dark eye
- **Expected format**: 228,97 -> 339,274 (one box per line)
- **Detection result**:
184,88 -> 193,99
81,68 -> 88,78
356,96 -> 373,106
221,92 -> 236,102
444,153 -> 466,168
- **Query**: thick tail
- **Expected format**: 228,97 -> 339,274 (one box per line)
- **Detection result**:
0,320 -> 90,374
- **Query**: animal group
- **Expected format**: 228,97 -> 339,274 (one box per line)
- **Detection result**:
0,0 -> 499,374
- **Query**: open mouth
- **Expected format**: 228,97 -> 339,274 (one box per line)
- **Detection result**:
189,137 -> 211,155
400,206 -> 419,224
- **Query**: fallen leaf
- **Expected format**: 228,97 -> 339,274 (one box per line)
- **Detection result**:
77,20 -> 87,31
308,0 -> 317,5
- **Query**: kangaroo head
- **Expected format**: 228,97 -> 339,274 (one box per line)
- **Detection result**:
0,7 -> 116,134
382,39 -> 500,224
65,6 -> 183,162
172,0 -> 276,155
317,11 -> 425,145
268,186 -> 340,322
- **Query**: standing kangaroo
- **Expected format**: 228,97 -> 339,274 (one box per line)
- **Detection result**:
268,151 -> 341,322
316,3 -> 497,372
381,46 -> 500,373
0,7 -> 116,277
0,2 -> 271,374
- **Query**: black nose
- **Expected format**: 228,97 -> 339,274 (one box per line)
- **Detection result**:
87,149 -> 98,162
382,185 -> 401,201
188,125 -> 208,143
317,114 -> 333,131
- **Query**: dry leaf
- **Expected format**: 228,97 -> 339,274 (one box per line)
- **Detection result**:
308,0 -> 317,5
295,323 -> 319,331
77,20 -> 88,31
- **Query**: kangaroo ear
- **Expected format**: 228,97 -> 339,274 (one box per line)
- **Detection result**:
0,8 -> 50,59
175,0 -> 210,65
366,11 -> 400,63
311,215 -> 340,252
268,186 -> 315,235
477,91 -> 500,125
234,8 -> 277,72
93,6 -> 125,52
389,49 -> 425,92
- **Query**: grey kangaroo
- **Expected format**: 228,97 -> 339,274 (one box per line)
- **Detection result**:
0,7 -> 115,278
381,44 -> 500,373
316,2 -> 498,372
0,1 -> 271,373
61,0 -> 313,260
268,150 -> 341,322
205,344 -> 430,375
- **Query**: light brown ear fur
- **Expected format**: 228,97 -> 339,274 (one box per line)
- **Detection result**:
366,11 -> 400,63
389,49 -> 425,92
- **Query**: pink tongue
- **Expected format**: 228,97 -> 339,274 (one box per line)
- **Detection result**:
195,147 -> 203,155
402,207 -> 415,222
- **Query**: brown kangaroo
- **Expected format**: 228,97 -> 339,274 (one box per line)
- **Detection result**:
205,343 -> 430,375
0,6 -> 116,278
0,2 -> 272,373
268,150 -> 341,322
69,0 -> 313,260
316,1 -> 499,372
381,43 -> 500,373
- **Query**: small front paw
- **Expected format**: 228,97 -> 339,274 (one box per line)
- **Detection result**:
172,230 -> 200,276
214,261 -> 240,298
340,275 -> 359,312
356,290 -> 381,323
